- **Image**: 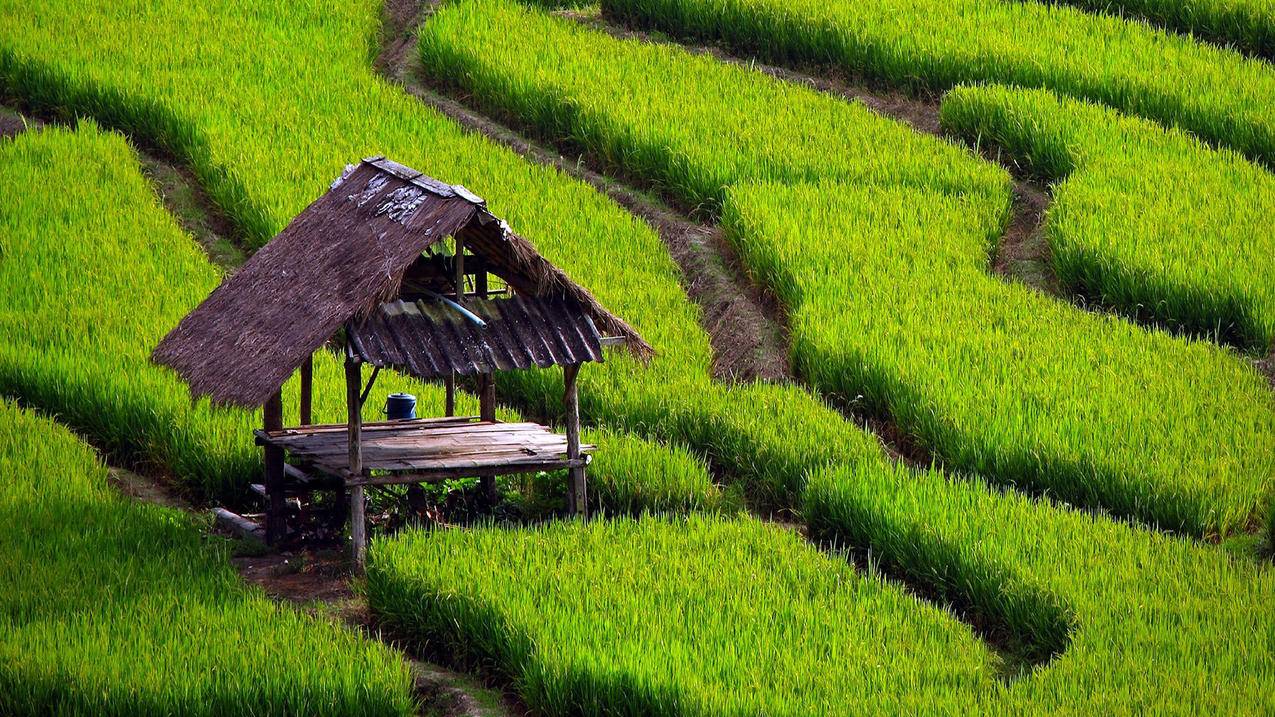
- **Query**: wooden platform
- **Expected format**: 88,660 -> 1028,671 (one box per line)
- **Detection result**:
254,416 -> 593,486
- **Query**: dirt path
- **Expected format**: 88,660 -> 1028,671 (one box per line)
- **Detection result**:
570,8 -> 1063,299
379,1 -> 791,384
137,154 -> 246,269
0,103 -> 246,270
107,461 -> 518,717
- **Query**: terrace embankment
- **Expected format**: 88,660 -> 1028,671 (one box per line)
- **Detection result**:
0,103 -> 245,269
109,460 -> 520,717
571,7 -> 1062,299
378,0 -> 790,384
379,0 -> 1041,487
377,8 -> 1067,674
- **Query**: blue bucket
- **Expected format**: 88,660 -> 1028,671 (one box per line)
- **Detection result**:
385,393 -> 417,420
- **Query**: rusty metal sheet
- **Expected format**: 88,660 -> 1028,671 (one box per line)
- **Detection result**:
350,295 -> 603,379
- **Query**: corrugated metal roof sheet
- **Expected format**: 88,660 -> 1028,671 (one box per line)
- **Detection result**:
349,294 -> 604,379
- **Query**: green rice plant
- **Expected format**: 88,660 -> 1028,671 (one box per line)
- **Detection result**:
600,0 -> 1275,167
0,119 -> 712,515
941,83 -> 1275,352
369,504 -> 1275,714
583,428 -> 729,515
4,1 -> 1275,711
0,398 -> 416,716
419,0 -> 1010,217
724,180 -> 1275,536
0,0 -> 877,515
415,0 -> 1275,535
369,515 -> 1005,716
802,460 -> 1275,714
1040,0 -> 1275,59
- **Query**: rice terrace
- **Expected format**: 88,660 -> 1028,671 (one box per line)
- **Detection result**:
2,0 -> 1274,712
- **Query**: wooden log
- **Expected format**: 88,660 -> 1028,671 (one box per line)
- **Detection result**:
563,363 -> 586,517
445,373 -> 456,417
346,352 -> 367,572
299,353 -> 313,426
214,507 -> 265,542
263,389 -> 286,544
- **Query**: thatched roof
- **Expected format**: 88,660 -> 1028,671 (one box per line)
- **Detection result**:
152,157 -> 650,408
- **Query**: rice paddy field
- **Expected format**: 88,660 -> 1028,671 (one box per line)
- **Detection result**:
1,0 -> 1273,713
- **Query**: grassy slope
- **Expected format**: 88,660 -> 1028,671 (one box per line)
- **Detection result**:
0,106 -> 709,511
0,317 -> 413,715
1042,0 -> 1275,59
942,84 -> 1275,353
0,0 -> 1271,713
0,0 -> 895,517
416,0 -> 1275,536
370,516 -> 1002,716
600,0 -> 1275,166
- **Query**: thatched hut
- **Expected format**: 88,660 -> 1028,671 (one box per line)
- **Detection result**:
153,157 -> 649,569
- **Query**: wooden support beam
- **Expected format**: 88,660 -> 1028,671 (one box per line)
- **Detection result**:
445,373 -> 456,417
453,234 -> 466,305
263,389 -> 286,544
563,363 -> 586,517
299,353 -> 313,426
475,261 -> 498,505
447,234 -> 465,421
344,458 -> 589,487
346,352 -> 367,573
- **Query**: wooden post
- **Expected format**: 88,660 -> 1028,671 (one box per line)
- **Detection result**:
299,353 -> 313,426
447,234 -> 465,419
445,373 -> 456,417
563,363 -> 586,517
263,389 -> 286,544
346,352 -> 366,572
474,255 -> 498,503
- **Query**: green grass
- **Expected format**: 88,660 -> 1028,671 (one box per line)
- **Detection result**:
369,515 -> 1004,716
416,0 -> 1275,536
0,0 -> 881,518
3,1 -> 1274,712
1042,0 -> 1275,59
941,84 -> 1275,353
0,397 -> 416,715
369,502 -> 1275,714
418,0 -> 1009,217
802,461 -> 1275,714
0,117 -> 711,514
723,180 -> 1275,536
600,0 -> 1275,167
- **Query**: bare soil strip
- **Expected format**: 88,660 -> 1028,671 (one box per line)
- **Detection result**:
136,153 -> 246,269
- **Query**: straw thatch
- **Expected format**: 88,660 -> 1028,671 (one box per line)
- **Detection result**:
152,157 -> 650,407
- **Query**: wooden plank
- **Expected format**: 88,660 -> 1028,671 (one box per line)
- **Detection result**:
346,458 -> 590,486
255,415 -> 485,441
